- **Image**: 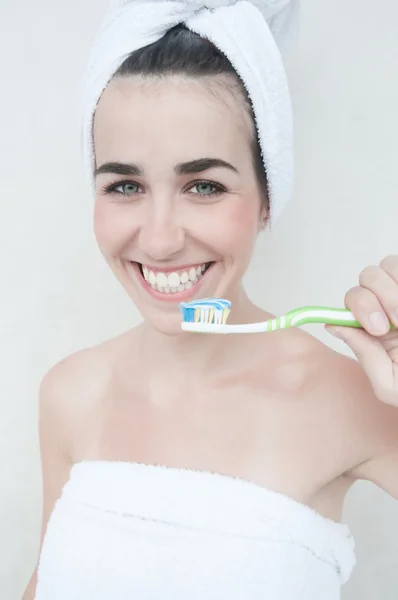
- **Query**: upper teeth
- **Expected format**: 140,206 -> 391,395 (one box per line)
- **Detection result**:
142,263 -> 207,292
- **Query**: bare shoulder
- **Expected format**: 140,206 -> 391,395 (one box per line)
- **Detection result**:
281,329 -> 398,470
22,331 -> 140,600
39,328 -> 139,432
251,326 -> 334,391
254,326 -> 398,469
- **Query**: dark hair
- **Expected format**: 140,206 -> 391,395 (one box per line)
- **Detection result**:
115,24 -> 269,211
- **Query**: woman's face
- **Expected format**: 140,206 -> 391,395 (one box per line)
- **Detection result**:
93,75 -> 267,334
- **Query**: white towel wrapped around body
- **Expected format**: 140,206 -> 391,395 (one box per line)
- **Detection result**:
35,461 -> 356,599
82,0 -> 300,223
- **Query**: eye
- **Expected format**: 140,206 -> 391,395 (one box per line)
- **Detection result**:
187,180 -> 226,197
101,180 -> 143,196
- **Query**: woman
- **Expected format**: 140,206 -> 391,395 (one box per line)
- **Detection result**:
23,1 -> 398,599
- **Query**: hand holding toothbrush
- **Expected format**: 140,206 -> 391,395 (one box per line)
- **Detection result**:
326,255 -> 398,407
180,256 -> 398,407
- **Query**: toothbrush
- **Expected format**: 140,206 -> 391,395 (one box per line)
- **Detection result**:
180,298 -> 395,334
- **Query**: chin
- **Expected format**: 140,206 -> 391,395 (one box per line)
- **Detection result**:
143,310 -> 188,337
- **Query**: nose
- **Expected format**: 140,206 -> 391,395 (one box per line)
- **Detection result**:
138,205 -> 186,261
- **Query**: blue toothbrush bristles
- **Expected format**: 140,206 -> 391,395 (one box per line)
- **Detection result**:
179,304 -> 196,323
180,298 -> 231,325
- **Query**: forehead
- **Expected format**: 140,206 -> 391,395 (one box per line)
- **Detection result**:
93,75 -> 253,165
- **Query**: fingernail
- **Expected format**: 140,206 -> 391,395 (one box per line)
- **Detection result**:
369,311 -> 389,334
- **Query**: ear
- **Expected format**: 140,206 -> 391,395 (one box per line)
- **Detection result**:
258,207 -> 270,232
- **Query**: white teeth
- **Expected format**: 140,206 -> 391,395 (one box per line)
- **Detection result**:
140,262 -> 210,293
156,272 -> 168,287
167,272 -> 180,288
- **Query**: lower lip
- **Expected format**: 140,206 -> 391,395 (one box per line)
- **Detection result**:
128,262 -> 212,302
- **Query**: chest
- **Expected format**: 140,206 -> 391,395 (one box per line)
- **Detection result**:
74,374 -> 344,501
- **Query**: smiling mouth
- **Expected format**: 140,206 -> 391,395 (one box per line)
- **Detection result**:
134,261 -> 214,294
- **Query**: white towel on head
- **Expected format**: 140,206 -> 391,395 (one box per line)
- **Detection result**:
82,0 -> 300,223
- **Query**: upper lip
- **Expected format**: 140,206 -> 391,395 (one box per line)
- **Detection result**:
132,261 -> 212,273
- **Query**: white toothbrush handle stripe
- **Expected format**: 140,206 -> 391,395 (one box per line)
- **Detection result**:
291,308 -> 356,326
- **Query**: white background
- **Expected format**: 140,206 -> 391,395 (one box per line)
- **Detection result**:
1,0 -> 397,598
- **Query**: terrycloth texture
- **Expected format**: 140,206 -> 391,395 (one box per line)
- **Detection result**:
35,461 -> 356,599
82,0 -> 300,223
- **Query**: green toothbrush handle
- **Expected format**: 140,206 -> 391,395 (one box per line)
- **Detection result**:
288,306 -> 396,329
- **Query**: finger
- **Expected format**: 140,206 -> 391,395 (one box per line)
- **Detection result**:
380,254 -> 398,284
344,285 -> 391,336
358,264 -> 398,328
326,325 -> 398,406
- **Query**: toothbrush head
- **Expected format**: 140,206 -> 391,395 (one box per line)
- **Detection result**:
180,298 -> 231,328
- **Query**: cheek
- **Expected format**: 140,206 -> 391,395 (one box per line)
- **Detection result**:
194,197 -> 259,254
93,201 -> 137,255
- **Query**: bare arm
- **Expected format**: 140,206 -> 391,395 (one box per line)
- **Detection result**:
315,350 -> 398,498
337,360 -> 398,498
346,368 -> 398,498
349,449 -> 398,499
22,362 -> 74,599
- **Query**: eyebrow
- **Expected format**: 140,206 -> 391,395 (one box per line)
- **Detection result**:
94,158 -> 239,177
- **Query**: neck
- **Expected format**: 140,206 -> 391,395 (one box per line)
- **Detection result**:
138,286 -> 259,377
